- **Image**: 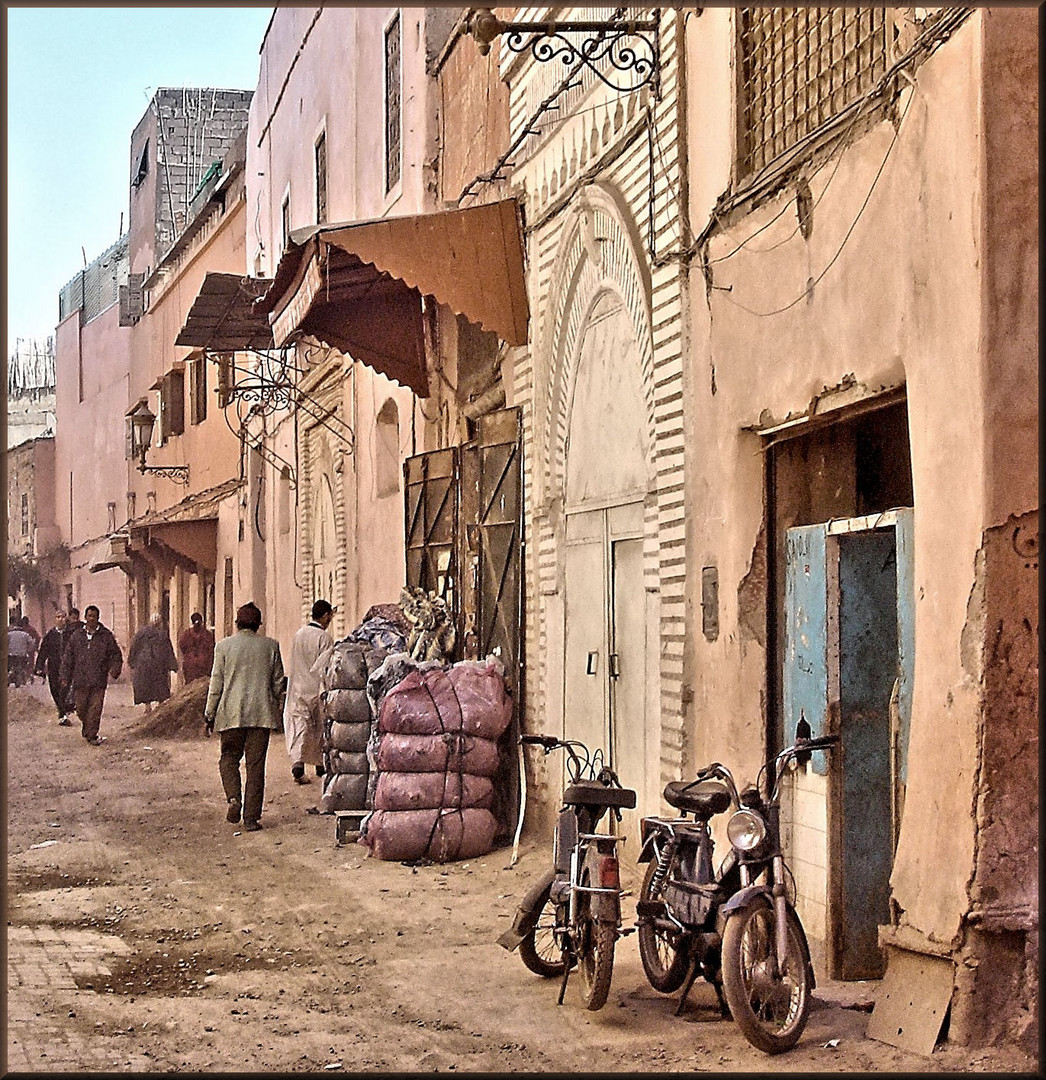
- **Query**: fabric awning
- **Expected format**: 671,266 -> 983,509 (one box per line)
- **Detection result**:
126,478 -> 242,572
176,273 -> 275,352
88,534 -> 132,574
264,198 -> 529,397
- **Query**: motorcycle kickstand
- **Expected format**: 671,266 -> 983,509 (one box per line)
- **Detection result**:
674,956 -> 702,1017
557,950 -> 572,1005
712,976 -> 731,1019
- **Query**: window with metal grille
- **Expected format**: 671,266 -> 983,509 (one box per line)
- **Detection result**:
315,130 -> 328,223
385,12 -> 402,193
161,369 -> 185,439
190,354 -> 207,425
737,8 -> 888,178
280,193 -> 291,254
21,493 -> 29,536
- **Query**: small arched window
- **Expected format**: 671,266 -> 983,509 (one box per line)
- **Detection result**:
375,397 -> 400,498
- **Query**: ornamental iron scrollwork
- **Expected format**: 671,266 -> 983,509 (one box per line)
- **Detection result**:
468,7 -> 661,94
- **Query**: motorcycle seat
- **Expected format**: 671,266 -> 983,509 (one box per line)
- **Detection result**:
664,779 -> 732,817
563,781 -> 637,809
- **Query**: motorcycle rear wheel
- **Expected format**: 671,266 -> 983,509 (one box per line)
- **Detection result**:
637,859 -> 691,993
576,884 -> 615,1011
518,881 -> 567,978
721,897 -> 811,1054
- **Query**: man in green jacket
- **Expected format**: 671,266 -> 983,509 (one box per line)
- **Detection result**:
204,602 -> 285,832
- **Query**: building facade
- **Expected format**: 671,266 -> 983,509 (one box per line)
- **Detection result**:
680,5 -> 1036,1048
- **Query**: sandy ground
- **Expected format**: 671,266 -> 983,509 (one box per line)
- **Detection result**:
5,678 -> 1037,1074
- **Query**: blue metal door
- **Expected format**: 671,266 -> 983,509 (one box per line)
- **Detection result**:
837,529 -> 898,979
783,524 -> 829,771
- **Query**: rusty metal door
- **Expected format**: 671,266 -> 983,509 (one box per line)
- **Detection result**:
472,408 -> 522,840
403,409 -> 523,840
404,447 -> 459,612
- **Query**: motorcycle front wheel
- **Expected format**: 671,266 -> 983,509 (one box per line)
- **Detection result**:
517,880 -> 567,978
721,897 -> 811,1054
637,859 -> 691,993
576,880 -> 615,1011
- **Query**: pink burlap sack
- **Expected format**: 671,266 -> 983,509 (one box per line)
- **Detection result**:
373,770 -> 494,812
360,807 -> 498,862
373,732 -> 500,777
378,659 -> 511,739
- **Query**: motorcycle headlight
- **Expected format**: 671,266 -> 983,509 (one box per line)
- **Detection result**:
727,809 -> 767,852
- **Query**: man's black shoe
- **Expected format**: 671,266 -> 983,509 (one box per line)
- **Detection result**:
226,799 -> 242,824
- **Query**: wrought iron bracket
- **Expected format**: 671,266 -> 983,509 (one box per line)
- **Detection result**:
138,462 -> 190,486
467,7 -> 660,94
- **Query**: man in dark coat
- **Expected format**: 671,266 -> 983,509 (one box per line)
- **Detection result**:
58,607 -> 84,722
34,610 -> 68,721
178,612 -> 216,684
127,613 -> 179,711
60,604 -> 123,745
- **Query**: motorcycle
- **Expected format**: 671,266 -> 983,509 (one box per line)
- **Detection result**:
636,730 -> 839,1054
497,733 -> 637,1011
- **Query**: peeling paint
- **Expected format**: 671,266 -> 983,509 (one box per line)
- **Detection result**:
737,521 -> 766,646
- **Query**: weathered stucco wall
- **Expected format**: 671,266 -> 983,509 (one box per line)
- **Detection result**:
687,13 -> 993,946
684,7 -> 1037,1043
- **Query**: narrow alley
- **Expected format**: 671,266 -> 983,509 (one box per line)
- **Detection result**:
5,681 -> 1034,1074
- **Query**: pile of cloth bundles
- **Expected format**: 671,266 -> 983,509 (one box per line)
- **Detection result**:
317,605 -> 409,814
359,655 -> 512,862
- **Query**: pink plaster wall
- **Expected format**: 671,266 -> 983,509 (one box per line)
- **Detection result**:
126,197 -> 247,512
247,7 -> 438,642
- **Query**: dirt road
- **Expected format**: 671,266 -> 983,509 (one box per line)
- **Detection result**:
5,680 -> 1036,1073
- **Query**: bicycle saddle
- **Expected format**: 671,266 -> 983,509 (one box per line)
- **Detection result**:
563,780 -> 637,809
663,779 -> 731,817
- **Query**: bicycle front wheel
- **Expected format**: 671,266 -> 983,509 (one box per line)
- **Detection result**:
721,897 -> 811,1054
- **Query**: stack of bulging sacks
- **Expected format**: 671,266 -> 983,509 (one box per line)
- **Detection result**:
359,656 -> 512,862
318,606 -> 408,814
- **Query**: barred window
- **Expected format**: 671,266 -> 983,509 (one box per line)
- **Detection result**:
21,493 -> 29,536
190,353 -> 207,426
738,8 -> 889,178
385,12 -> 402,193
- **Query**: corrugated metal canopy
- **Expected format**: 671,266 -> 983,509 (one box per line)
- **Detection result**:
264,198 -> 529,397
176,273 -> 274,351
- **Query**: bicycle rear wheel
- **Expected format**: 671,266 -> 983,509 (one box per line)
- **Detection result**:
518,880 -> 567,978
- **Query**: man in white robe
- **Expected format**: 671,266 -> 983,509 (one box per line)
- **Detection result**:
283,599 -> 335,783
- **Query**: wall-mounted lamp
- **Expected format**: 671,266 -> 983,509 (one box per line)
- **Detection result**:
466,6 -> 661,93
128,401 -> 190,485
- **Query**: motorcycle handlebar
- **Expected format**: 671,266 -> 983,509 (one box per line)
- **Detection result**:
520,733 -> 560,750
794,734 -> 840,752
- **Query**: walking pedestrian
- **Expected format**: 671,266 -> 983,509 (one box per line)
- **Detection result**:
7,621 -> 35,686
59,604 -> 123,745
128,612 -> 179,712
35,610 -> 68,720
204,602 -> 285,831
178,612 -> 215,684
283,599 -> 335,784
19,615 -> 40,677
59,607 -> 84,722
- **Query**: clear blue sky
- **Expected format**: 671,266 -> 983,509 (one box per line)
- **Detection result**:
5,6 -> 274,356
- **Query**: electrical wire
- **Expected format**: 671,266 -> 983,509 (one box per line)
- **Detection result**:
700,7 -> 972,268
717,86 -> 915,319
